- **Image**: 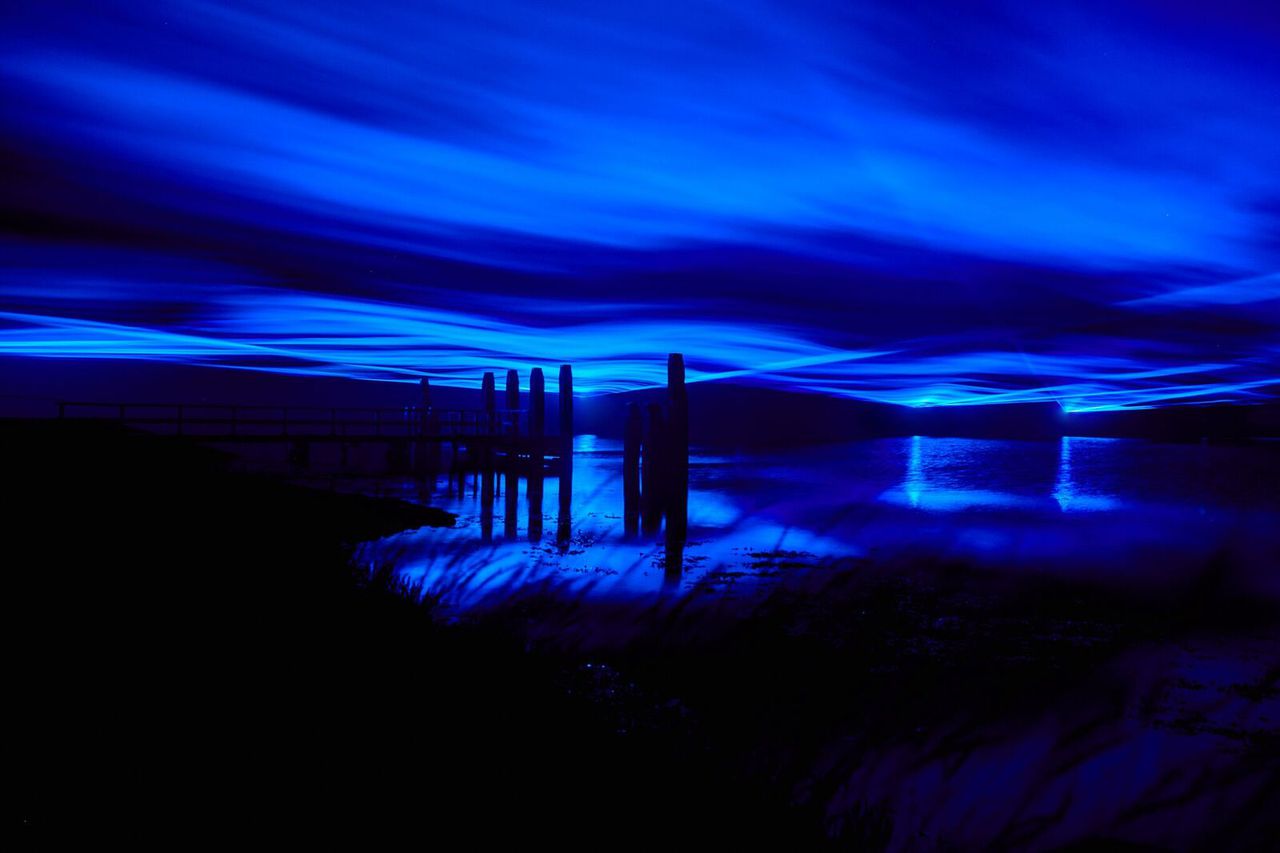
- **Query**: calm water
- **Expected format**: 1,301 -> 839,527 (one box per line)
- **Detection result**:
351,435 -> 1280,613
347,435 -> 1280,848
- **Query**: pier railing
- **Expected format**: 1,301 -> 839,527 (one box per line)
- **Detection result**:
55,362 -> 574,445
53,354 -> 691,576
57,401 -> 529,438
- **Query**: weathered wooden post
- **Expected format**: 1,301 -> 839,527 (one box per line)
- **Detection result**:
557,459 -> 573,550
418,376 -> 431,445
529,367 -> 546,437
558,364 -> 573,446
505,369 -> 520,436
554,366 -> 574,547
527,368 -> 547,515
553,364 -> 574,548
642,402 -> 667,535
482,371 -> 496,435
504,471 -> 519,539
664,523 -> 685,584
416,376 -> 439,474
480,370 -> 497,473
527,469 -> 545,543
668,353 -> 688,462
448,438 -> 459,492
667,353 -> 689,545
481,467 -> 495,543
623,403 -> 642,536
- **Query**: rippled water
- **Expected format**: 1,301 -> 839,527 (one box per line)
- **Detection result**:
345,434 -> 1280,848
352,435 -> 1280,612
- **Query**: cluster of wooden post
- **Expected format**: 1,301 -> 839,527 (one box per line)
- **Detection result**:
419,365 -> 571,439
413,363 -> 574,480
472,465 -> 552,546
623,353 -> 689,548
410,354 -> 689,576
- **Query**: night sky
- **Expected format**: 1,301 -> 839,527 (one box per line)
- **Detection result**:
3,0 -> 1278,410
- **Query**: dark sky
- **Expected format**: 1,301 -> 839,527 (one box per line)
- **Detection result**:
2,0 -> 1278,409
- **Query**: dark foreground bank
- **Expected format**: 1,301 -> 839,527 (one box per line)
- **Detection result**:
12,422 -> 1279,848
11,421 -> 818,844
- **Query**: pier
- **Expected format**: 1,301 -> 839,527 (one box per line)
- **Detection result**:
53,354 -> 690,490
56,354 -> 693,574
55,360 -> 577,476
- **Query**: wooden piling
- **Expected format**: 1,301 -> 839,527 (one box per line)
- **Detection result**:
557,459 -> 573,550
556,366 -> 574,546
418,377 -> 430,444
482,372 -> 496,435
558,364 -> 573,446
505,369 -> 520,436
530,368 -> 546,436
504,471 -> 518,539
664,523 -> 684,583
666,352 -> 689,545
642,402 -> 667,534
505,370 -> 519,408
481,467 -> 495,543
527,469 -> 545,543
416,376 -> 439,473
667,353 -> 688,460
624,403 -> 642,535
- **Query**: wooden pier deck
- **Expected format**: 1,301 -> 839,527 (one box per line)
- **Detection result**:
54,353 -> 693,576
56,362 -> 578,472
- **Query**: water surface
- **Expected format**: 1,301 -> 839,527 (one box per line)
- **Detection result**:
352,435 -> 1280,612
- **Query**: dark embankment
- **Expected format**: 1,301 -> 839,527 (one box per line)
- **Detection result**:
11,421 -> 814,843
14,421 -> 1278,847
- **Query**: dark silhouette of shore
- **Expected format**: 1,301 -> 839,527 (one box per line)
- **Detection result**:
10,421 -> 813,843
12,421 -> 1278,846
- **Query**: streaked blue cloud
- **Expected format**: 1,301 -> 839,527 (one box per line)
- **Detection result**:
1,1 -> 1278,409
1124,273 -> 1280,308
4,248 -> 1273,409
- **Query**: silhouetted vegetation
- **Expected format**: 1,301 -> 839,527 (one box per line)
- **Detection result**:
13,421 -> 1278,847
11,422 -> 815,842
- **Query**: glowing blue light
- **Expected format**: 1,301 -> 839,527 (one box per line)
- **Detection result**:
1053,436 -> 1120,512
1,2 -> 1278,409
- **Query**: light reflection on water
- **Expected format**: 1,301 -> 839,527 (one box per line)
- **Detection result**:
354,435 -> 1280,611
882,434 -> 1125,512
1052,436 -> 1120,512
345,436 -> 1280,847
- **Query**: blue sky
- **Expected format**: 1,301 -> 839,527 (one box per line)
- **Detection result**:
2,0 -> 1278,408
